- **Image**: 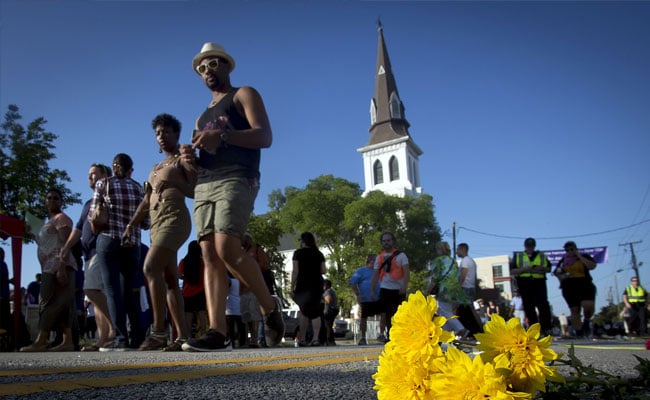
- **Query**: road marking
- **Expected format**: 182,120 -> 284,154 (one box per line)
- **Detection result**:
0,349 -> 382,396
565,345 -> 645,350
0,348 -> 381,377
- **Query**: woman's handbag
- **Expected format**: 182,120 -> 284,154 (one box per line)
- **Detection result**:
90,180 -> 109,234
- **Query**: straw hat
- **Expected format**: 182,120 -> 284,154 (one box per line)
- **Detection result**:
192,42 -> 236,74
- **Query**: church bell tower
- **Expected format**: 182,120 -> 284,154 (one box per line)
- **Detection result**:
357,22 -> 423,198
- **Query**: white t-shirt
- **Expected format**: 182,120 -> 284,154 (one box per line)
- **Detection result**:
459,256 -> 477,289
510,295 -> 524,311
373,250 -> 409,290
226,277 -> 241,316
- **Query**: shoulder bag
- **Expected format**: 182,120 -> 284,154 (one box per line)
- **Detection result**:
90,179 -> 109,234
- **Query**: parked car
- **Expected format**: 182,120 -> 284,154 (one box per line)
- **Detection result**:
332,318 -> 349,338
282,309 -> 300,339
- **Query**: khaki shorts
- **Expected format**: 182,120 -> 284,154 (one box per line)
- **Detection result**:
193,176 -> 259,239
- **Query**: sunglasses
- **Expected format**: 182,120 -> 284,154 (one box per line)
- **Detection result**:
196,58 -> 221,75
46,196 -> 61,200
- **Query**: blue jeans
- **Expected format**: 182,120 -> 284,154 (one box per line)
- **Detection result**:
96,235 -> 142,345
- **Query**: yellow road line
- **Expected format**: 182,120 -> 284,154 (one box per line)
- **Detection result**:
565,345 -> 645,350
0,348 -> 382,377
0,353 -> 378,396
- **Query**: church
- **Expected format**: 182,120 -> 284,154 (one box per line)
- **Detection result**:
357,22 -> 423,199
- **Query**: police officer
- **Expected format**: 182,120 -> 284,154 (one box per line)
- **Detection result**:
510,237 -> 552,336
623,276 -> 647,336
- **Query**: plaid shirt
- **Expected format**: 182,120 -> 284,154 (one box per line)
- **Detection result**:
88,176 -> 149,242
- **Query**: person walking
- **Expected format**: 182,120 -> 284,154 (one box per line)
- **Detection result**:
349,254 -> 386,345
60,163 -> 115,351
0,248 -> 11,334
553,241 -> 597,338
26,273 -> 41,305
124,113 -> 196,351
486,299 -> 500,320
623,276 -> 647,336
370,232 -> 410,342
510,237 -> 553,336
426,241 -> 467,337
180,42 -> 283,352
291,232 -> 326,346
322,279 -> 338,346
455,243 -> 482,335
91,153 -> 148,351
559,313 -> 569,337
20,189 -> 77,352
509,289 -> 526,326
178,240 -> 208,339
240,232 -> 268,347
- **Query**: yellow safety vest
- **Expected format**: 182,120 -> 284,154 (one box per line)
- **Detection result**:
625,285 -> 646,303
516,251 -> 549,279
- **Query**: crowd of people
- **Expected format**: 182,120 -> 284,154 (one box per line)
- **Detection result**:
4,40 -> 648,353
8,41 -> 285,353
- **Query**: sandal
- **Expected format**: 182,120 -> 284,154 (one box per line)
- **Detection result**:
163,338 -> 186,352
81,344 -> 100,352
49,343 -> 75,352
138,333 -> 168,351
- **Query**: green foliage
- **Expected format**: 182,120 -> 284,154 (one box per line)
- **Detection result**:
0,105 -> 81,242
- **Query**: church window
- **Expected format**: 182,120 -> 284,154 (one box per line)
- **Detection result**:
389,92 -> 403,119
373,160 -> 384,185
389,156 -> 399,181
369,99 -> 377,125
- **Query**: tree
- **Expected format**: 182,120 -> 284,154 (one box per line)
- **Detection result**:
343,191 -> 441,297
0,105 -> 81,241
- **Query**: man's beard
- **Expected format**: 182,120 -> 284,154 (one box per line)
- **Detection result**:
205,75 -> 222,90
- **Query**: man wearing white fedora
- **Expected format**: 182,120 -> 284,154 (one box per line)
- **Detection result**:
180,42 -> 284,352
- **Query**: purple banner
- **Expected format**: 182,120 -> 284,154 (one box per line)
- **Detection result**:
514,246 -> 608,266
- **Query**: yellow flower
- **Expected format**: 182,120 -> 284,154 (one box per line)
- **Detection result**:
475,315 -> 565,393
429,347 -> 531,400
373,345 -> 433,400
389,291 -> 455,364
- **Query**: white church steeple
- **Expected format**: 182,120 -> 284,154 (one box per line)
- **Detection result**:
357,22 -> 423,198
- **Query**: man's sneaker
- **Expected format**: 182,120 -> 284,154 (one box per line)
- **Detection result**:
264,295 -> 285,347
376,333 -> 387,343
99,340 -> 129,352
358,338 -> 367,346
182,329 -> 232,352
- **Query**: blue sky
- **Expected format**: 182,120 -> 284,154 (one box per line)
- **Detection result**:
1,1 -> 649,316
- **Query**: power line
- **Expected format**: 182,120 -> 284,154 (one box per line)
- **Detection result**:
458,218 -> 650,240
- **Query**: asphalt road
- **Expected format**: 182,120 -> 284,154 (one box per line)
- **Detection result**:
0,338 -> 648,400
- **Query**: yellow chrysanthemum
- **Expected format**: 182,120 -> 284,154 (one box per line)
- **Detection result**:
373,345 -> 433,400
429,346 -> 532,400
389,291 -> 455,364
475,315 -> 565,393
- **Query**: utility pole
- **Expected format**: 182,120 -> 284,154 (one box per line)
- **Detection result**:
607,286 -> 613,305
619,241 -> 642,285
452,222 -> 457,259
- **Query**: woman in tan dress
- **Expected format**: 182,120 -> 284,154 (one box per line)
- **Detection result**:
124,113 -> 197,351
